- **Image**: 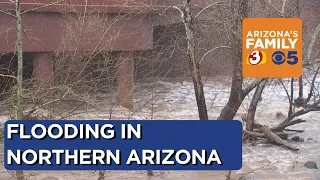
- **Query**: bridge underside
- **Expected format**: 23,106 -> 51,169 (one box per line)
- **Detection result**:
0,12 -> 153,110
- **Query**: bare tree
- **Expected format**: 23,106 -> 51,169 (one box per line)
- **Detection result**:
179,0 -> 208,120
166,0 -> 228,120
13,0 -> 24,179
218,0 -> 265,120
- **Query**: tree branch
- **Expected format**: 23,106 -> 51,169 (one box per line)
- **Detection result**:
21,0 -> 65,15
172,6 -> 185,20
278,79 -> 293,117
306,66 -> 320,103
0,73 -> 16,79
272,119 -> 306,131
275,101 -> 320,129
281,0 -> 287,15
243,78 -> 267,96
199,46 -> 230,64
0,9 -> 16,17
194,1 -> 225,19
267,0 -> 286,17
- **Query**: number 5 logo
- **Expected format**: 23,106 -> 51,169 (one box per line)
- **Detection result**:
272,51 -> 298,65
287,51 -> 298,65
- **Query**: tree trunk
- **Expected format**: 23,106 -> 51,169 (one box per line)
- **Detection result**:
246,80 -> 267,131
182,0 -> 208,120
15,0 -> 25,179
298,76 -> 303,98
218,0 -> 248,120
15,0 -> 23,120
288,78 -> 294,117
218,69 -> 244,120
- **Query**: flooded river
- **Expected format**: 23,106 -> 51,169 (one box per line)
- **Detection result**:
0,77 -> 319,179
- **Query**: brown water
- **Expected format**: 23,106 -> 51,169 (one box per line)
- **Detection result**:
0,77 -> 319,179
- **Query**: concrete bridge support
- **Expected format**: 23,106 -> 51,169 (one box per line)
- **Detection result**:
116,52 -> 134,111
33,53 -> 54,88
32,52 -> 135,110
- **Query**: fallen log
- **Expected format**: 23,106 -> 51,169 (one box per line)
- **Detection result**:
271,119 -> 306,132
244,130 -> 265,138
245,130 -> 288,140
283,129 -> 305,133
260,126 -> 299,151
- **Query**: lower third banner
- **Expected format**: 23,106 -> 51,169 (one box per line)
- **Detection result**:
4,120 -> 242,170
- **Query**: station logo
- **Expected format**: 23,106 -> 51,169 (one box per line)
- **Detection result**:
242,18 -> 302,78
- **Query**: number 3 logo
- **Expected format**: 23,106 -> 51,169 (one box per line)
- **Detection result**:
248,50 -> 266,65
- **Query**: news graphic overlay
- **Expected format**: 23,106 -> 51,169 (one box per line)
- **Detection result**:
242,18 -> 302,77
4,120 -> 242,170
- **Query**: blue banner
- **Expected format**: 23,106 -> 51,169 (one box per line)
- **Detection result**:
4,120 -> 242,170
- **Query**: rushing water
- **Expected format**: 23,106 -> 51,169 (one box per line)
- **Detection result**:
0,77 -> 319,179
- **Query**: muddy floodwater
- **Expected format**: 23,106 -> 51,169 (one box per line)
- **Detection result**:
0,77 -> 320,179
